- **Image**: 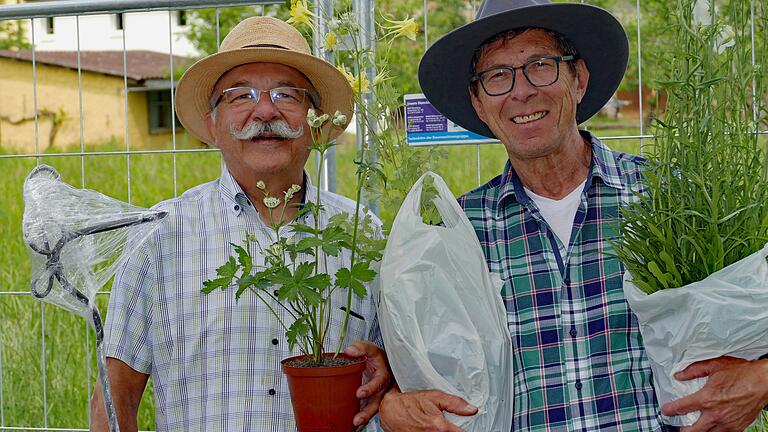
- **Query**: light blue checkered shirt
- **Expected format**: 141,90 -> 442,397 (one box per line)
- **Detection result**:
104,164 -> 382,432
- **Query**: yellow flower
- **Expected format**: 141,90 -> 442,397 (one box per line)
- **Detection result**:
353,74 -> 370,94
337,65 -> 354,83
324,31 -> 338,51
382,15 -> 419,41
337,65 -> 370,94
286,0 -> 315,29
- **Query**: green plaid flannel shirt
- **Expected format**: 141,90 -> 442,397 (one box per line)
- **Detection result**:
458,133 -> 663,431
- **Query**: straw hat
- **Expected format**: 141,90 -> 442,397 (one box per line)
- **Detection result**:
418,0 -> 629,137
175,16 -> 353,145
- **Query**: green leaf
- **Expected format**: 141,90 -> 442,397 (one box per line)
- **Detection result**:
294,205 -> 313,220
351,261 -> 377,282
295,237 -> 322,253
335,267 -> 353,289
320,225 -> 349,257
349,279 -> 367,298
286,316 -> 309,351
236,273 -> 272,300
647,261 -> 670,289
658,250 -> 682,285
328,213 -> 350,226
294,261 -> 316,280
290,223 -> 318,235
232,243 -> 250,269
305,273 -> 331,293
336,263 -> 374,298
202,256 -> 239,294
273,262 -> 324,306
217,256 -> 238,278
299,286 -> 324,306
202,277 -> 230,294
270,267 -> 295,287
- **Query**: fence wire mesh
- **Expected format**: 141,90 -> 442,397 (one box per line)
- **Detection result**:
0,0 -> 766,431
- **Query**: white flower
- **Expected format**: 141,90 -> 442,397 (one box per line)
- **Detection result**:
263,196 -> 281,209
256,180 -> 266,190
307,108 -> 329,128
327,18 -> 341,32
284,184 -> 301,201
332,110 -> 348,127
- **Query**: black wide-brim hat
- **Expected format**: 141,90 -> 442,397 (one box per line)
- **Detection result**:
418,0 -> 629,138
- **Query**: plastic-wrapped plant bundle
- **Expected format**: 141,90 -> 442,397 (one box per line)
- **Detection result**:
611,0 -> 768,426
22,165 -> 167,432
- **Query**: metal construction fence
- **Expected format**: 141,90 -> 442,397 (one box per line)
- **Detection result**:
0,0 -> 766,431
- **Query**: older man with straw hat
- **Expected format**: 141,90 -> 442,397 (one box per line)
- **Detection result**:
380,0 -> 768,431
90,16 -> 389,432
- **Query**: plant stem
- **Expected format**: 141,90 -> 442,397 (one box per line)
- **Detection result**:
334,99 -> 368,358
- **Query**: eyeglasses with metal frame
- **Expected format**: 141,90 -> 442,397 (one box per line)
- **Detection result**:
471,55 -> 579,96
211,86 -> 310,109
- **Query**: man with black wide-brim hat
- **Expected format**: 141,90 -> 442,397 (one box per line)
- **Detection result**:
379,1 -> 768,430
89,16 -> 390,431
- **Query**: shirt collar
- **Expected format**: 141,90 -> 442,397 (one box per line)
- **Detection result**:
587,131 -> 625,190
496,131 -> 625,210
219,163 -> 316,217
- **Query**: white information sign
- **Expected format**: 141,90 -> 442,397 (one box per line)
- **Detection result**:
404,93 -> 499,146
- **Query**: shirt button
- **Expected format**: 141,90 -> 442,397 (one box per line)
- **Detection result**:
271,338 -> 279,345
234,204 -> 241,211
273,290 -> 279,297
563,278 -> 571,285
575,380 -> 583,390
569,328 -> 578,337
268,388 -> 276,396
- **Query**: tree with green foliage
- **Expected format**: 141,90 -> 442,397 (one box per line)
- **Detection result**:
0,19 -> 30,50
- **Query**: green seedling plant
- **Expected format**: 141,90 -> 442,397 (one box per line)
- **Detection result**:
202,109 -> 385,366
612,0 -> 768,294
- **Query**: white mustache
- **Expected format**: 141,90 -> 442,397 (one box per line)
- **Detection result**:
229,120 -> 304,140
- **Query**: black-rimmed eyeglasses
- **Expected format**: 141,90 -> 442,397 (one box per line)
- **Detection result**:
471,55 -> 579,96
211,86 -> 311,109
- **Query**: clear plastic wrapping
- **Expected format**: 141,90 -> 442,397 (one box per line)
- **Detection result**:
23,164 -> 166,321
22,164 -> 167,432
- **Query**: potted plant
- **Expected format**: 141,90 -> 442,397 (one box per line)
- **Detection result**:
201,2 -> 438,428
202,106 -> 386,431
610,0 -> 768,425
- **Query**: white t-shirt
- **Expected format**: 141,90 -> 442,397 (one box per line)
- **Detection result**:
524,185 -> 583,248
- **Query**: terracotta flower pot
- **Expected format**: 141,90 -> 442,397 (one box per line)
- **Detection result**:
281,353 -> 367,432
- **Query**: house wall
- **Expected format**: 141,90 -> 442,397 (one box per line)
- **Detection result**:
0,58 -> 200,153
28,11 -> 199,57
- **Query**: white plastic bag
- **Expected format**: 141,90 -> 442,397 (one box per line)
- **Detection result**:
378,172 -> 512,432
624,243 -> 768,426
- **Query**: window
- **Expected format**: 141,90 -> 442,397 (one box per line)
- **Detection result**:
115,13 -> 124,30
44,17 -> 54,34
177,10 -> 188,26
147,90 -> 182,133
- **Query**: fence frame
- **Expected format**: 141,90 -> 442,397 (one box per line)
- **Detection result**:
0,0 -> 766,431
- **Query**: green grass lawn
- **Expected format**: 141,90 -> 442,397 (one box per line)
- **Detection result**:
7,127 -> 767,430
